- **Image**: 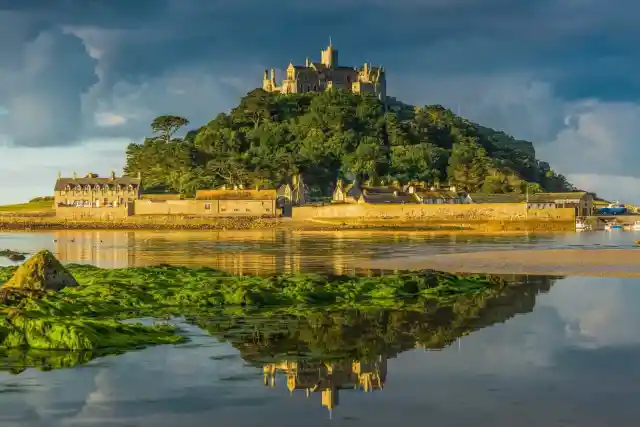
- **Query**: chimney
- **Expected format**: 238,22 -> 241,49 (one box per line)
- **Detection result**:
57,171 -> 61,179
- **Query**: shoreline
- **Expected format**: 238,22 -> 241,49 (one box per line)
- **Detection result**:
0,215 -> 573,232
359,249 -> 640,278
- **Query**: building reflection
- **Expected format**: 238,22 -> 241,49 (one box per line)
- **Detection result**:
53,231 -> 137,269
262,356 -> 387,416
50,229 -> 387,275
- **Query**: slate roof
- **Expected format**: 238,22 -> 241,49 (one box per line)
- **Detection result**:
415,191 -> 461,200
467,193 -> 526,204
360,187 -> 418,204
526,192 -> 589,203
54,176 -> 141,191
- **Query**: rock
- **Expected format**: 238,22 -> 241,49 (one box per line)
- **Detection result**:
0,249 -> 26,260
1,250 -> 78,292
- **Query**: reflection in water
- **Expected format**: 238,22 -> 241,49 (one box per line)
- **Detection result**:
263,357 -> 386,417
195,274 -> 560,415
46,229 -> 576,274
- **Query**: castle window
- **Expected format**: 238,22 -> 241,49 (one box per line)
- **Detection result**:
307,85 -> 310,91
204,203 -> 211,210
313,85 -> 317,90
346,76 -> 351,83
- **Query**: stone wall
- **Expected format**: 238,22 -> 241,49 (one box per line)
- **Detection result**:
291,203 -> 575,222
55,206 -> 132,220
134,199 -> 278,217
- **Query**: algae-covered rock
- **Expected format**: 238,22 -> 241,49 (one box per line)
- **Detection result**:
0,315 -> 185,351
2,250 -> 78,292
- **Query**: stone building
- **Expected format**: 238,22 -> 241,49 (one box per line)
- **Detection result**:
54,172 -> 141,219
262,42 -> 386,103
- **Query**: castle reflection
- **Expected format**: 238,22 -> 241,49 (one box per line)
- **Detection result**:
263,356 -> 387,415
51,229 -> 397,275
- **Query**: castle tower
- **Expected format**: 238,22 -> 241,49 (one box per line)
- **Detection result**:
321,42 -> 338,68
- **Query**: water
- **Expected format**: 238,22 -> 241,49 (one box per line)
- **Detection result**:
1,230 -> 639,426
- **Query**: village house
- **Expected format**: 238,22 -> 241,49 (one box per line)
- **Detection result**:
467,191 -> 594,216
332,181 -> 418,204
526,192 -> 594,216
277,174 -> 308,216
404,184 -> 469,204
54,172 -> 141,219
133,188 -> 278,217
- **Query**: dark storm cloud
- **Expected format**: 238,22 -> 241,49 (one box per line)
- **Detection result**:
1,0 -> 639,149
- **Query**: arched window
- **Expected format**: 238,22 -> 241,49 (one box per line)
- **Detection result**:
346,75 -> 351,83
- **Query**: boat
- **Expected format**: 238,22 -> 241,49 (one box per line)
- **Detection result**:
598,202 -> 627,215
631,220 -> 640,230
576,219 -> 591,231
605,221 -> 623,230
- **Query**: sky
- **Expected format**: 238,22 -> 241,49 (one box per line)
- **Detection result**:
1,0 -> 639,204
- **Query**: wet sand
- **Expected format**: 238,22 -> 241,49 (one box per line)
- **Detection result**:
360,249 -> 640,277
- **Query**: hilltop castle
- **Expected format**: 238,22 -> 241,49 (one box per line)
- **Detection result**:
262,42 -> 387,102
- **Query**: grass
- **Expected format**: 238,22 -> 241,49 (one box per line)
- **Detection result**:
0,200 -> 54,213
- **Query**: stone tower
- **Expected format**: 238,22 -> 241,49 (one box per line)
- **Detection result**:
320,42 -> 338,68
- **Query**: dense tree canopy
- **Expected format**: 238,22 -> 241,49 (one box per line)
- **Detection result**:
124,88 -> 574,197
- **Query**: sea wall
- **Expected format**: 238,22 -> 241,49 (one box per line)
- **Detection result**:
133,199 -> 278,217
291,203 -> 575,222
55,206 -> 131,220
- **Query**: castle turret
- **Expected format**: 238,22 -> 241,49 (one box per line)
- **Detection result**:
321,42 -> 338,68
262,69 -> 271,91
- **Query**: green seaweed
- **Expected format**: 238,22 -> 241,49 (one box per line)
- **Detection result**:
0,262 -> 544,372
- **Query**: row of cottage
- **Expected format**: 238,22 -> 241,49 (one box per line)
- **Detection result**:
332,180 -> 594,216
53,173 -> 594,219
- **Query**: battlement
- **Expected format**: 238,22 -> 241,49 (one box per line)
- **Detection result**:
262,42 -> 386,103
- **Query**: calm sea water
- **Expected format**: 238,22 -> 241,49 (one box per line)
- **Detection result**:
1,230 -> 639,426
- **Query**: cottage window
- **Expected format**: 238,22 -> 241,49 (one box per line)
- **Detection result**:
204,203 -> 211,210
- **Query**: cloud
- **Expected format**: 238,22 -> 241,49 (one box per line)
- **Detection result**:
94,112 -> 126,127
0,27 -> 97,147
0,0 -> 639,202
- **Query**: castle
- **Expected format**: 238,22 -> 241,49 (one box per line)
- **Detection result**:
262,42 -> 387,102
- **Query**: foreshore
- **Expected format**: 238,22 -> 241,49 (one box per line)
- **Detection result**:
359,249 -> 640,278
0,214 -> 573,232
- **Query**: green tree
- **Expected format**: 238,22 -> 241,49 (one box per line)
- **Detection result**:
151,115 -> 190,143
124,89 -> 574,196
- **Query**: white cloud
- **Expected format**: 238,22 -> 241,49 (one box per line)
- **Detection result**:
395,71 -> 640,203
0,139 -> 130,204
542,276 -> 640,348
94,112 -> 127,127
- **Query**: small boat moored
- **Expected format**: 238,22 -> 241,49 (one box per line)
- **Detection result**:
631,221 -> 640,231
605,221 -> 624,231
576,218 -> 591,231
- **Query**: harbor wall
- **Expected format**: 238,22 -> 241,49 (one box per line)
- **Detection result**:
291,203 -> 575,222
